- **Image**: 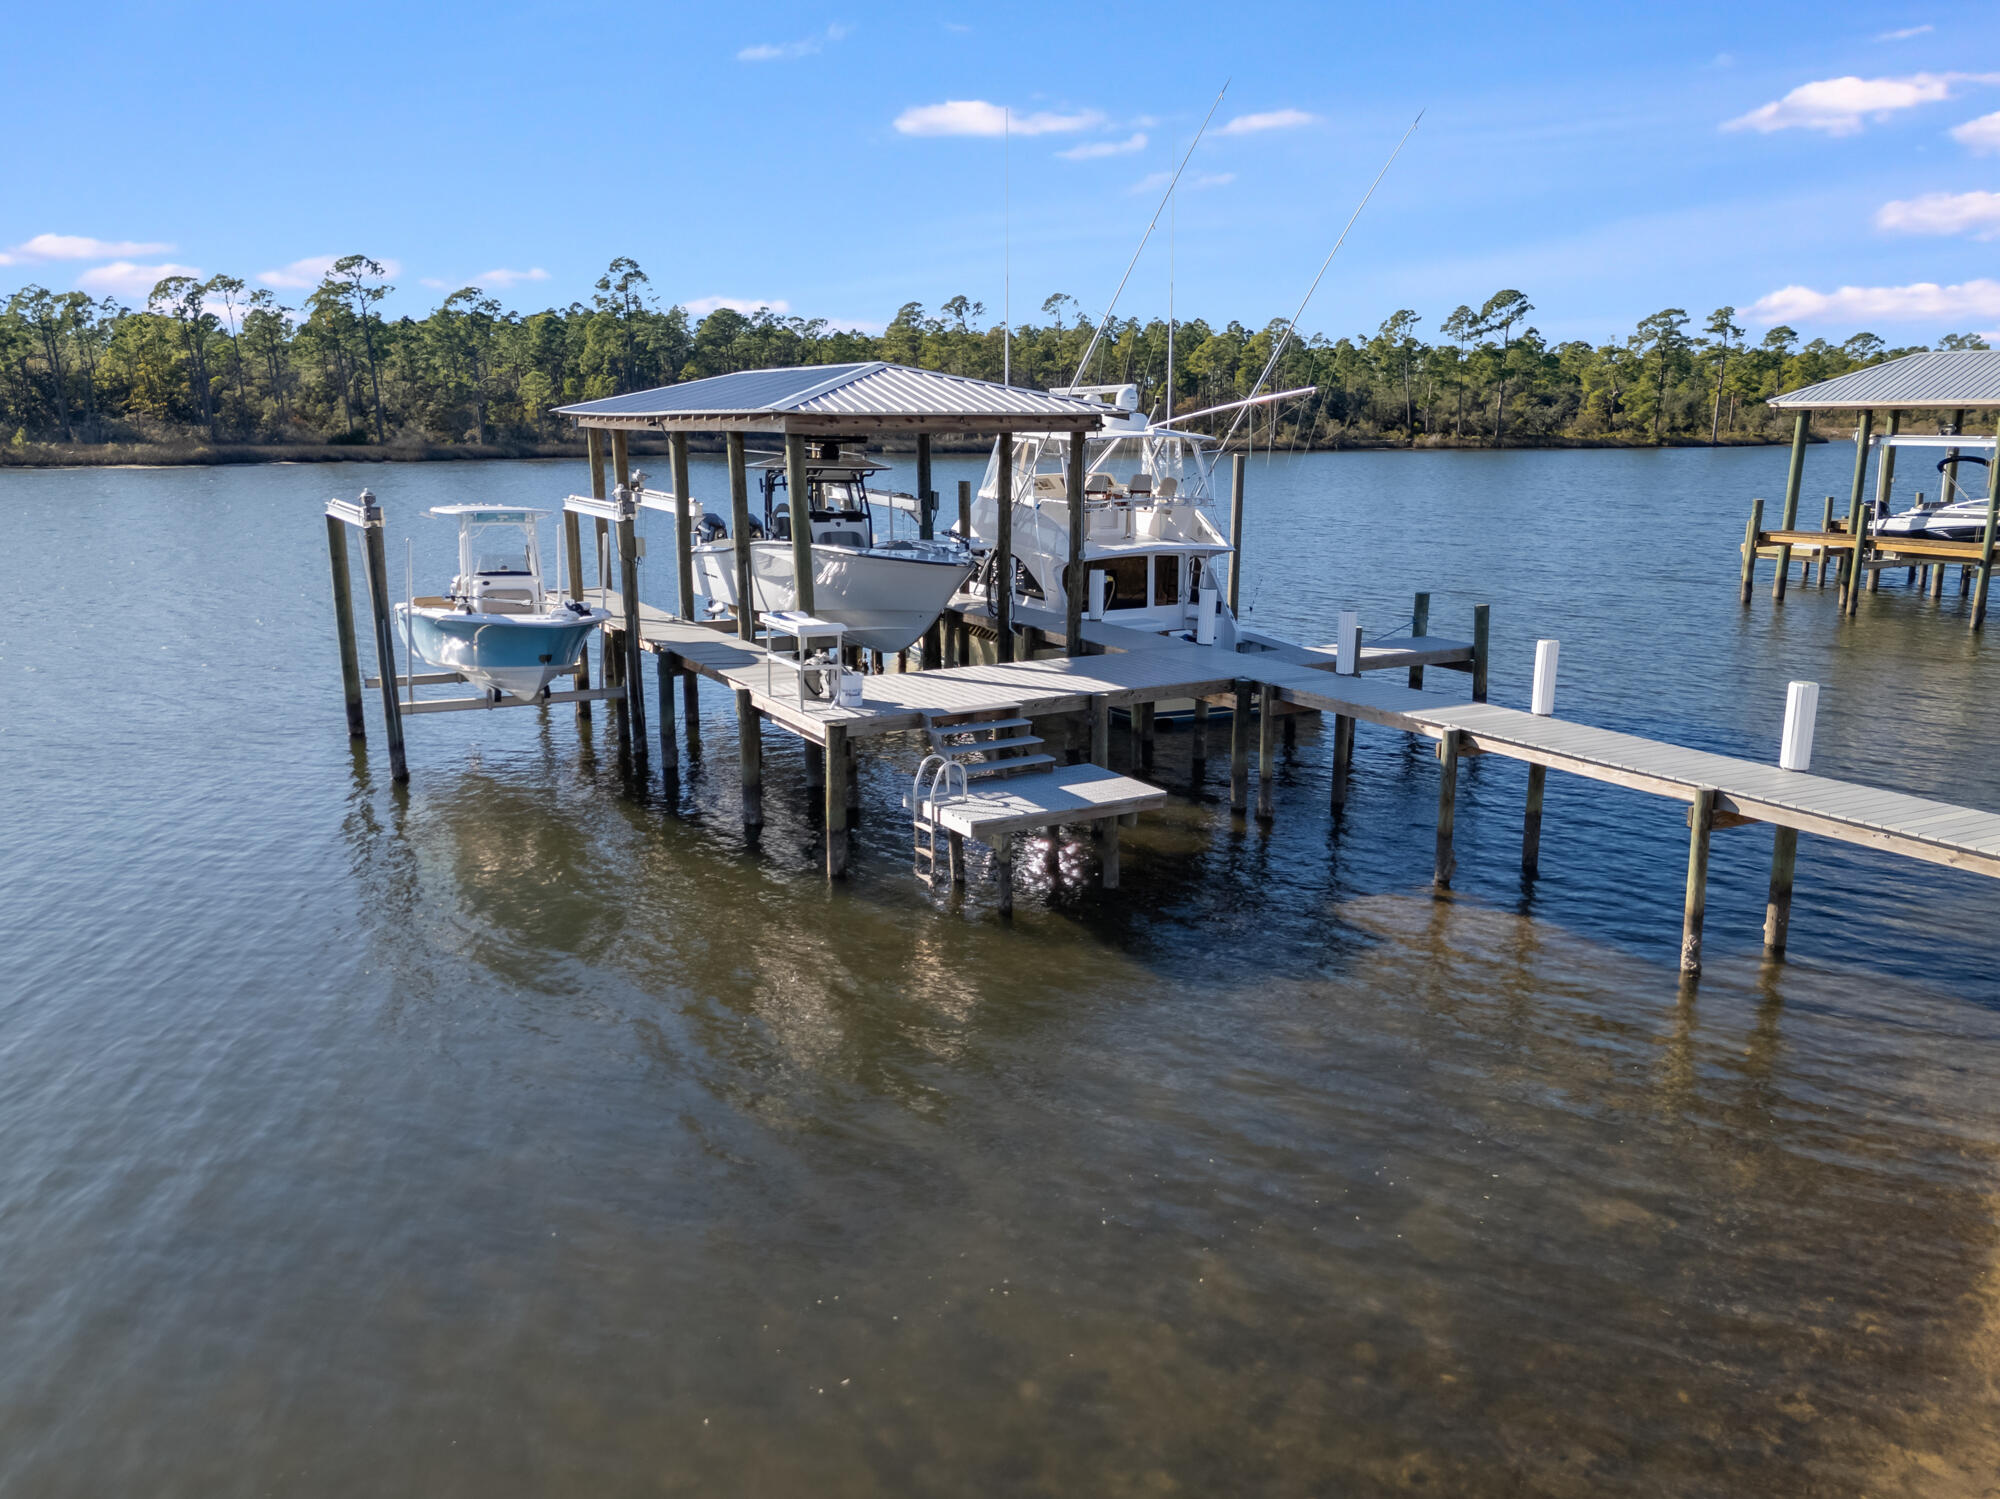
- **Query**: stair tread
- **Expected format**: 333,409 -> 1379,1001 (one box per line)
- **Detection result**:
934,733 -> 1044,756
961,753 -> 1057,778
923,712 -> 1033,731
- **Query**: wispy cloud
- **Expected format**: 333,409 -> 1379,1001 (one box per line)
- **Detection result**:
893,100 -> 1103,137
685,295 -> 792,317
1056,132 -> 1147,161
257,255 -> 401,290
75,261 -> 203,299
1128,170 -> 1234,195
1876,190 -> 2000,238
1748,277 -> 2000,323
1876,23 -> 1934,40
12,232 -> 176,260
738,22 -> 850,62
475,267 -> 548,288
1722,71 -> 1999,135
1216,108 -> 1317,136
1951,109 -> 2000,152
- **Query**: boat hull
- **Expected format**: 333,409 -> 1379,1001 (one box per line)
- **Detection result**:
398,606 -> 605,697
694,540 -> 972,653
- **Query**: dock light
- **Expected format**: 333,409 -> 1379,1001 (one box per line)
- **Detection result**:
1337,611 -> 1361,675
1779,681 -> 1819,771
1531,639 -> 1559,716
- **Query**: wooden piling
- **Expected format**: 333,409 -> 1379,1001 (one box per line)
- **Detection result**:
1433,729 -> 1459,888
736,688 -> 762,829
1471,604 -> 1490,702
1681,788 -> 1715,975
1090,694 -> 1110,769
356,496 -> 407,782
1065,433 -> 1087,657
1138,701 -> 1157,770
1973,417 -> 2000,631
1844,505 -> 1872,617
1192,700 -> 1209,761
995,432 -> 1015,664
1522,764 -> 1546,876
1838,410 -> 1874,600
656,653 -> 679,774
957,479 -> 972,544
1256,689 -> 1277,822
1738,496 -> 1764,605
615,493 -> 647,754
824,724 -> 849,878
1763,825 -> 1798,958
785,433 -> 815,616
1099,818 -> 1120,890
1815,495 -> 1834,587
1771,411 -> 1809,601
724,434 -> 754,642
1331,713 -> 1352,810
326,515 -> 366,738
669,432 -> 696,624
1230,680 -> 1252,812
563,486 -> 591,719
1227,453 -> 1247,615
993,831 -> 1014,916
915,434 -> 933,541
588,429 -> 610,590
1876,411 -> 1901,522
1408,591 -> 1430,688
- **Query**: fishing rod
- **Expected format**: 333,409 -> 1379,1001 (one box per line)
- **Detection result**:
1219,109 -> 1423,449
1070,80 -> 1230,386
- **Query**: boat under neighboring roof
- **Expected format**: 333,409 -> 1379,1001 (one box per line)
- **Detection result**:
395,505 -> 608,699
690,445 -> 973,654
1867,432 -> 1998,542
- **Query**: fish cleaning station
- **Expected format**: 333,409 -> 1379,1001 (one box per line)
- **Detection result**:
326,362 -> 2000,974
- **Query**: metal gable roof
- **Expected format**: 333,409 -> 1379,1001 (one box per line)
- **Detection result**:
554,361 -> 1104,433
1770,350 -> 2000,411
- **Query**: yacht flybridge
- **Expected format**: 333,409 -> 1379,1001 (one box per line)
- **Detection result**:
959,382 -> 1237,637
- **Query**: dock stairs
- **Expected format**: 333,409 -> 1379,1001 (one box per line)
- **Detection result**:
919,708 -> 1055,780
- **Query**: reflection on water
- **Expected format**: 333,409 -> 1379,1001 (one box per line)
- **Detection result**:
3,451 -> 2000,1495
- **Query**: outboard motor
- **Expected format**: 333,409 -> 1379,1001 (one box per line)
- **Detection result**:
695,511 -> 729,544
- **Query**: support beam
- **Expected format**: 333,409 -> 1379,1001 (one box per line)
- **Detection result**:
589,428 -> 610,589
1407,591 -> 1430,689
356,495 -> 407,782
1522,763 -> 1547,875
682,669 -> 700,753
1256,689 -> 1277,822
1682,787 -> 1716,975
1137,701 -> 1156,770
670,431 -> 696,622
785,432 -> 815,616
993,831 -> 1014,916
1089,694 -> 1110,768
1816,495 -> 1834,587
1099,817 -> 1120,889
615,490 -> 648,756
823,724 -> 848,878
563,476 -> 591,720
726,433 -> 754,641
1974,415 -> 2000,631
1227,453 -> 1247,615
326,515 -> 366,738
915,434 -> 933,540
1471,603 -> 1490,702
1434,728 -> 1459,888
1763,825 -> 1798,958
736,688 -> 762,829
1771,411 -> 1809,601
1066,432 -> 1087,657
1738,496 -> 1764,605
1838,409 -> 1874,603
957,478 -> 972,544
1230,680 -> 1252,813
995,432 -> 1015,663
1845,504 -> 1873,617
1331,713 -> 1353,810
656,652 -> 679,775
1192,700 -> 1209,762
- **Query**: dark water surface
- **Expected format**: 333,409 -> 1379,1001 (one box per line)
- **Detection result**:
5,447 -> 2000,1496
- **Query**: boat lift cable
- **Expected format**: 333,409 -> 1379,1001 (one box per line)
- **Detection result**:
1070,81 -> 1230,387
1220,109 -> 1423,451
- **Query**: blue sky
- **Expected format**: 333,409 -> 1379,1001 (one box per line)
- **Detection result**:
4,0 -> 1998,345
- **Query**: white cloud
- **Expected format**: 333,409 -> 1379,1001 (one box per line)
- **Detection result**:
1747,277 -> 2000,324
75,261 -> 204,299
1951,110 -> 2000,152
1875,190 -> 2000,239
13,232 -> 175,260
1056,132 -> 1147,161
1877,23 -> 1934,39
1217,108 -> 1318,136
1723,72 -> 1999,135
738,22 -> 850,62
1128,169 -> 1234,195
474,267 -> 548,288
257,254 -> 401,290
685,295 -> 792,317
893,100 -> 1103,137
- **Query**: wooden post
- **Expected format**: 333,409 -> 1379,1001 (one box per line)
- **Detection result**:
1876,410 -> 1901,523
656,652 -> 679,775
1771,411 -> 1810,601
1814,495 -> 1834,587
616,490 -> 647,755
1330,713 -> 1353,810
1738,496 -> 1764,605
1681,788 -> 1715,976
1407,590 -> 1430,689
1845,505 -> 1872,617
326,515 -> 366,738
611,428 -> 631,490
1099,817 -> 1120,889
995,432 -> 1015,663
957,478 -> 972,543
1522,764 -> 1546,875
1973,416 -> 2000,631
1256,689 -> 1277,821
993,831 -> 1014,916
670,431 -> 696,622
785,432 -> 815,615
915,433 -> 933,541
1763,825 -> 1797,958
1838,410 -> 1874,600
1138,701 -> 1157,770
736,688 -> 762,829
1433,729 -> 1459,889
1192,700 -> 1209,761
723,433 -> 754,641
1470,604 -> 1490,702
1226,452 -> 1246,615
563,486 -> 591,719
356,494 -> 407,782
1066,432 -> 1087,657
824,724 -> 848,878
588,429 -> 610,590
1089,694 -> 1110,768
1229,680 -> 1251,812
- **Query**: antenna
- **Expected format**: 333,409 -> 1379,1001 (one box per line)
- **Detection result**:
1222,109 -> 1423,449
1003,107 -> 1011,387
1166,133 -> 1175,426
1072,80 -> 1229,386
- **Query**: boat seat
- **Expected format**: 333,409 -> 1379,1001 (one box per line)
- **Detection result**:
1085,474 -> 1114,494
1155,477 -> 1177,498
1127,474 -> 1153,495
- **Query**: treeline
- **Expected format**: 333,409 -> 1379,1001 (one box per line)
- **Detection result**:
2,256 -> 1989,455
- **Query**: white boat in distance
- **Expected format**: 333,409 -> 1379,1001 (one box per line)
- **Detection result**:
692,447 -> 973,654
1871,432 -> 1997,542
396,505 -> 609,698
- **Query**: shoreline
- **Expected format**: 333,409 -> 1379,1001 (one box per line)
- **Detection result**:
0,431 -> 1800,471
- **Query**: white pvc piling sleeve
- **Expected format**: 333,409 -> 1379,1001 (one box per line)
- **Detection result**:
1531,639 -> 1559,716
1780,681 -> 1819,772
1196,586 -> 1218,646
1089,570 -> 1108,622
1337,611 -> 1361,676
